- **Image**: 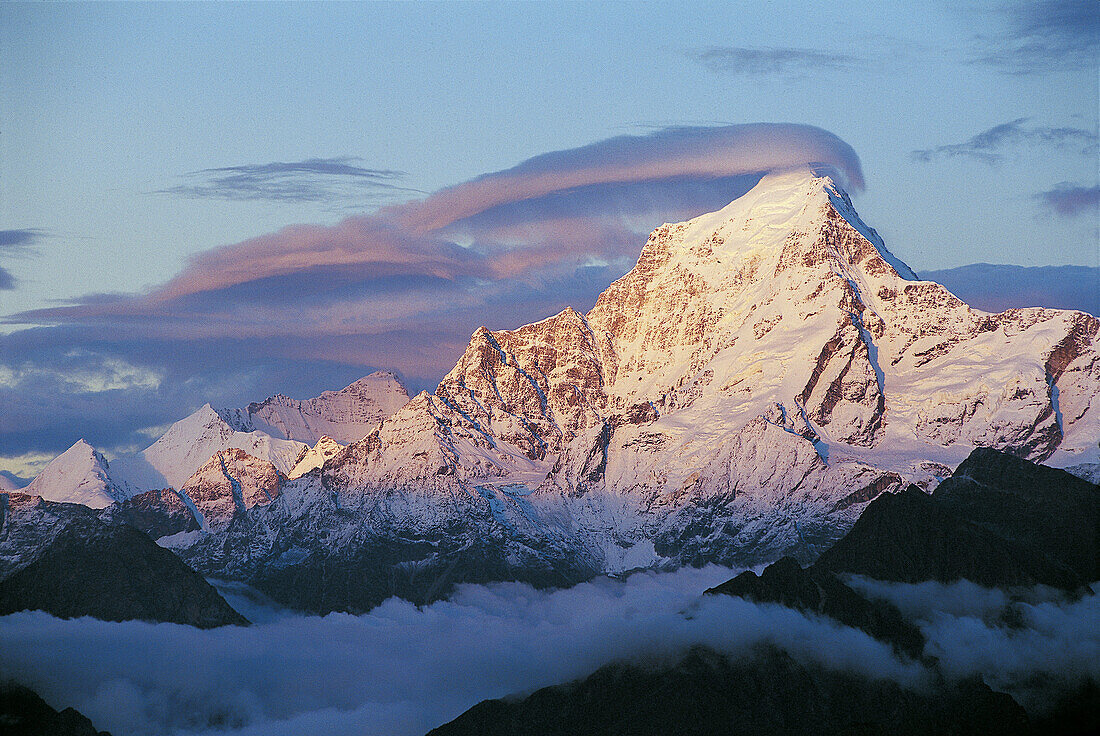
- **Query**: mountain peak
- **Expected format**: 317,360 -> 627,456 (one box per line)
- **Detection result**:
239,372 -> 409,445
429,166 -> 1099,471
634,169 -> 913,290
23,438 -> 124,509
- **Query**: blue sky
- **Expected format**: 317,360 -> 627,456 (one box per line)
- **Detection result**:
0,1 -> 1097,477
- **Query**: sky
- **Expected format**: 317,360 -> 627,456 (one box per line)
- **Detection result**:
0,0 -> 1097,479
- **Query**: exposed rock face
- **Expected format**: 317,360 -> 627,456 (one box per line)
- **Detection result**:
0,493 -> 246,627
429,646 -> 1029,736
177,449 -> 284,533
435,309 -> 606,458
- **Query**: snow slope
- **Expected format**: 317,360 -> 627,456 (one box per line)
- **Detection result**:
21,440 -> 127,509
223,371 -> 410,445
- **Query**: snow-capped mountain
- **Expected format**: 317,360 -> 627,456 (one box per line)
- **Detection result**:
288,436 -> 345,479
158,170 -> 1099,613
319,170 -> 1097,498
111,404 -> 308,492
9,170 -> 1098,614
22,440 -> 126,509
19,373 -> 410,507
221,371 -> 410,445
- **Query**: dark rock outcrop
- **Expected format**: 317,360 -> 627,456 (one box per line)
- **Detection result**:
707,448 -> 1097,664
933,447 -> 1099,582
428,646 -> 1029,736
0,682 -> 110,736
705,557 -> 924,658
97,488 -> 199,540
815,448 -> 1098,589
0,514 -> 247,627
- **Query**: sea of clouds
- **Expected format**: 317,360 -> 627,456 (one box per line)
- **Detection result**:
0,567 -> 1095,735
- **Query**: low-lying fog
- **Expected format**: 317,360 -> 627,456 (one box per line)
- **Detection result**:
1,567 -> 1095,735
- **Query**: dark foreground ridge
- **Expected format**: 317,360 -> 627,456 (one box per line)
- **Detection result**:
429,645 -> 1027,736
705,556 -> 925,658
815,447 -> 1098,588
0,498 -> 247,627
0,683 -> 110,736
432,448 -> 1099,736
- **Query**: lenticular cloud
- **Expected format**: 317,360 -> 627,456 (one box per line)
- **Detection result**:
401,123 -> 865,231
15,123 -> 863,316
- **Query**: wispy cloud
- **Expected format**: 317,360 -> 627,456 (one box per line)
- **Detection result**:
1034,182 -> 1100,217
158,156 -> 423,206
970,0 -> 1099,74
0,229 -> 46,250
0,228 -> 47,290
686,46 -> 862,75
910,118 -> 1097,164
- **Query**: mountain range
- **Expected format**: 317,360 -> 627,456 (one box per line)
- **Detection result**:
4,169 -> 1098,615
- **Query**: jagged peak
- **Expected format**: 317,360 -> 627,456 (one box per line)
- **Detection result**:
533,305 -> 586,325
464,307 -> 592,352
